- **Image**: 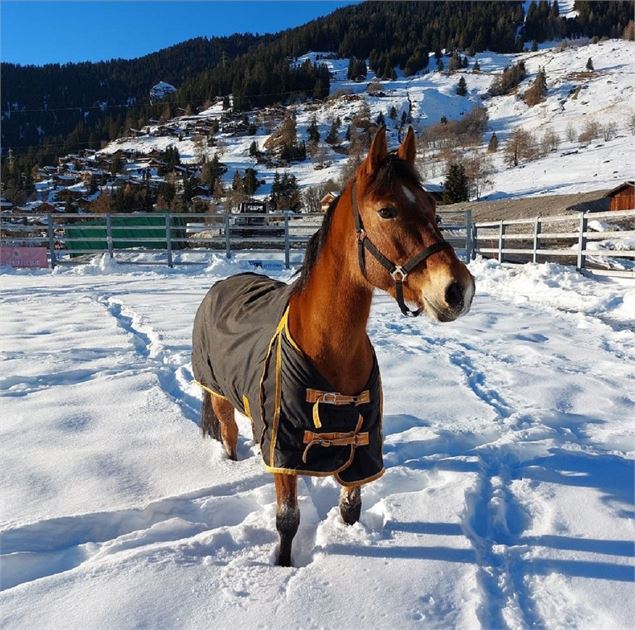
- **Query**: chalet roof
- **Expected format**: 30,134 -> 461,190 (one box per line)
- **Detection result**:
606,181 -> 635,197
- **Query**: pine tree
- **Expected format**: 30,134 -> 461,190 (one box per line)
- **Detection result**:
586,57 -> 594,71
389,106 -> 397,120
326,119 -> 339,145
347,57 -> 356,80
456,76 -> 468,96
443,162 -> 469,203
243,168 -> 259,195
448,51 -> 462,73
232,171 -> 242,191
436,57 -> 444,72
356,58 -> 368,80
376,111 -> 385,127
308,116 -> 320,144
249,140 -> 258,157
472,59 -> 481,73
487,132 -> 499,153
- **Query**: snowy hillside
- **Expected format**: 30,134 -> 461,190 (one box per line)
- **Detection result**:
100,38 -> 635,202
1,256 -> 634,628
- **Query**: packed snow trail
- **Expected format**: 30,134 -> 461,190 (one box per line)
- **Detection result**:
1,256 -> 633,629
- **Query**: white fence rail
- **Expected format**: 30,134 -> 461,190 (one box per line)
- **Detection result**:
1,208 -> 474,270
473,208 -> 635,278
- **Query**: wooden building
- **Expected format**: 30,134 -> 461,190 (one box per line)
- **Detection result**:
606,181 -> 634,211
320,191 -> 339,213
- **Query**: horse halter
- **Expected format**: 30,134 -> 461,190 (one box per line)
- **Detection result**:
352,182 -> 451,317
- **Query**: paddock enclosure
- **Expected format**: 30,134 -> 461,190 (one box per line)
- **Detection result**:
1,256 -> 633,629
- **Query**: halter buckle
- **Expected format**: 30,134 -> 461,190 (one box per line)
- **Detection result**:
391,266 -> 408,282
356,229 -> 366,242
322,392 -> 338,404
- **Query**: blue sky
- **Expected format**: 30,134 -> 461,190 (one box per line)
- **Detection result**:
1,1 -> 357,66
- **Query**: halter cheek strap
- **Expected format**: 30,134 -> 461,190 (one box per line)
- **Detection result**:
352,183 -> 451,317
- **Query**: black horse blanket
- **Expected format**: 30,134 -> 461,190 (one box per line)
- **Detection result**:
192,273 -> 384,486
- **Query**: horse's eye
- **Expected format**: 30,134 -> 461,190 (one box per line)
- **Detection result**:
378,207 -> 397,219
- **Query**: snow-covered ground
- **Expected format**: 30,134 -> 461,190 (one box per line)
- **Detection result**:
98,39 -> 635,202
1,256 -> 634,629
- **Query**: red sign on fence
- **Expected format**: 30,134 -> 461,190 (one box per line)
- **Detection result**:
0,246 -> 49,268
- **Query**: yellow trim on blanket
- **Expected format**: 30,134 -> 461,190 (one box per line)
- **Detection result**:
283,309 -> 303,354
268,309 -> 288,467
242,395 -> 252,419
312,401 -> 322,429
194,379 -> 228,401
335,467 -> 385,488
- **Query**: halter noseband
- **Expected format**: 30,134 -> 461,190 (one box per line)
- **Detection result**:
352,182 -> 451,317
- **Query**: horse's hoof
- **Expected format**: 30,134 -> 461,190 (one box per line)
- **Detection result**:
340,501 -> 361,525
224,445 -> 238,461
276,546 -> 292,567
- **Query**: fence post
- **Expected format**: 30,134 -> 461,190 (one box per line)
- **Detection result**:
165,213 -> 173,268
465,209 -> 474,262
577,212 -> 587,271
498,221 -> 504,263
106,214 -> 114,259
284,212 -> 290,269
46,214 -> 56,269
224,211 -> 231,260
532,217 -> 541,264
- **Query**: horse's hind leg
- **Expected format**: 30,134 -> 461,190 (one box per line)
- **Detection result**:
339,486 -> 361,525
200,390 -> 220,441
201,390 -> 238,461
274,473 -> 299,567
211,395 -> 238,461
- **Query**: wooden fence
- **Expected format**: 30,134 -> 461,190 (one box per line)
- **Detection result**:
473,208 -> 635,278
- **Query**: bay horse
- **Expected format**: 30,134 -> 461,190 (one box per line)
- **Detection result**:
192,126 -> 475,566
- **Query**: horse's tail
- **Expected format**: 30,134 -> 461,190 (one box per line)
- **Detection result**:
201,389 -> 221,440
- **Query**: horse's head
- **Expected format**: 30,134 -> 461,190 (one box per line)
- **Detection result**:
353,126 -> 475,322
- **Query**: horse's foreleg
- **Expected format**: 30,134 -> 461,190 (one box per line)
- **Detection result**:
211,395 -> 238,461
274,473 -> 299,567
339,485 -> 361,525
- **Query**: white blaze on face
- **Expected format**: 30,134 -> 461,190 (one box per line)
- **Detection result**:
402,185 -> 416,204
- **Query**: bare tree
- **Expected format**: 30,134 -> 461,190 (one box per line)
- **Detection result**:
540,127 -> 560,154
565,122 -> 577,143
310,142 -> 329,170
464,153 -> 494,200
301,179 -> 339,213
264,112 -> 297,152
602,121 -> 618,142
578,119 -> 601,143
367,79 -> 382,96
338,152 -> 364,187
504,128 -> 537,167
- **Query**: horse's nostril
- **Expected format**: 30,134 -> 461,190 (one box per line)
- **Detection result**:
445,281 -> 464,311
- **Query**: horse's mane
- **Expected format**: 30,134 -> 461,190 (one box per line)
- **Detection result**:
292,193 -> 339,293
292,154 -> 421,292
367,152 -> 421,193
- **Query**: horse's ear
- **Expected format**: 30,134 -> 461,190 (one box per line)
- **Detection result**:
363,125 -> 388,176
397,126 -> 416,165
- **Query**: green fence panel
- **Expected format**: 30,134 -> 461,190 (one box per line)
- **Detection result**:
64,215 -> 186,254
